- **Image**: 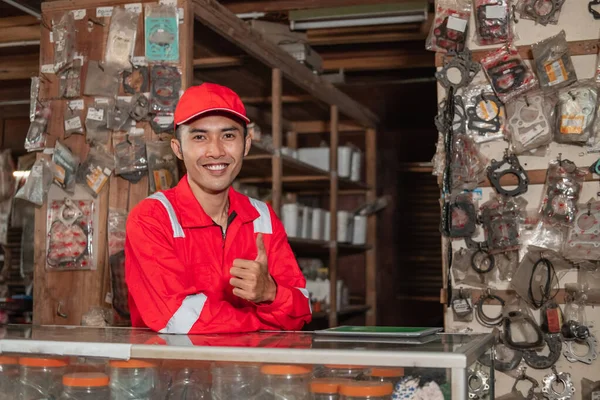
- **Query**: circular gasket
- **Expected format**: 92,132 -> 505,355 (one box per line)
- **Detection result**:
523,334 -> 562,369
487,154 -> 529,197
564,335 -> 598,365
542,370 -> 575,400
468,369 -> 490,400
526,0 -> 561,25
471,249 -> 495,274
475,293 -> 505,328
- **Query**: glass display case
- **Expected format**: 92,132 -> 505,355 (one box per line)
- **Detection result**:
0,325 -> 495,399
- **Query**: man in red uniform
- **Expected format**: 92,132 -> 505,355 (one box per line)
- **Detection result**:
125,83 -> 312,334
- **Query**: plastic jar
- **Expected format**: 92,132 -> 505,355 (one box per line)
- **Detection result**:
58,373 -> 110,399
260,365 -> 312,400
362,368 -> 404,385
109,359 -> 158,400
322,365 -> 367,379
310,378 -> 350,400
160,360 -> 211,400
18,357 -> 68,400
339,382 -> 393,400
0,356 -> 19,400
211,362 -> 261,400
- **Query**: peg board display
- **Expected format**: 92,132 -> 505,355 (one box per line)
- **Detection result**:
435,1 -> 600,398
33,0 -> 192,326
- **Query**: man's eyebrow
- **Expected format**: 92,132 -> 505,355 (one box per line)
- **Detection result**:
189,128 -> 207,133
221,126 -> 239,132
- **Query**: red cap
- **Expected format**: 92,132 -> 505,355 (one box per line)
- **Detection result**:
174,83 -> 250,126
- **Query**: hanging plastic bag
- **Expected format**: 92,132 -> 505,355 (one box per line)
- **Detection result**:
563,200 -> 600,262
85,99 -> 111,146
0,150 -> 15,203
58,58 -> 82,99
114,128 -> 148,178
505,91 -> 554,155
108,208 -> 129,318
46,197 -> 94,271
25,105 -> 51,152
84,60 -> 120,98
555,81 -> 598,145
150,65 -> 181,113
29,77 -> 41,122
481,44 -> 539,104
107,97 -> 132,131
451,247 -> 499,288
425,0 -> 471,52
150,113 -> 175,134
539,158 -> 587,227
450,134 -> 488,192
473,0 -> 513,46
52,141 -> 79,194
76,146 -> 115,198
147,140 -> 179,193
15,158 -> 55,206
463,82 -> 506,143
531,31 -> 577,91
64,100 -> 84,138
145,4 -> 180,62
105,7 -> 138,71
496,250 -> 519,282
516,0 -> 565,26
480,195 -> 526,254
52,12 -> 76,72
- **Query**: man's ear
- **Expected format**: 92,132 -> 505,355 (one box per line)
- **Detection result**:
244,131 -> 252,157
171,137 -> 184,160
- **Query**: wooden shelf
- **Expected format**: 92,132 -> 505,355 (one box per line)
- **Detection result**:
288,237 -> 371,257
313,305 -> 371,319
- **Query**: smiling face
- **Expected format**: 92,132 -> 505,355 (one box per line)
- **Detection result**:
171,114 -> 251,196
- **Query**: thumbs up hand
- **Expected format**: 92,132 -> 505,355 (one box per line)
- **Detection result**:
230,234 -> 277,303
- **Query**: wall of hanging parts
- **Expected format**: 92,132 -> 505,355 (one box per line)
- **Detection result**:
431,1 -> 600,398
8,0 -> 194,327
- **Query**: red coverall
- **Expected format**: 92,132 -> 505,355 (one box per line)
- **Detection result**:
125,176 -> 312,334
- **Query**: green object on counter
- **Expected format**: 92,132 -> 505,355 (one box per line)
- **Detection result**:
439,382 -> 451,400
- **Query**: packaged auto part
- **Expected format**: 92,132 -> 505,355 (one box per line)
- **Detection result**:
523,220 -> 565,253
540,300 -> 563,334
582,378 -> 600,400
487,152 -> 529,197
15,158 -> 55,206
150,64 -> 181,113
517,0 -> 566,25
532,31 -> 577,90
145,3 -> 180,62
85,99 -> 110,146
451,247 -> 497,288
123,64 -> 149,94
506,92 -> 554,154
426,0 -> 471,52
511,250 -> 560,309
473,0 -> 513,46
0,150 -> 15,203
435,94 -> 466,135
435,49 -> 480,91
52,12 -> 76,72
481,44 -> 538,103
475,289 -> 505,327
29,77 -> 40,122
25,105 -> 51,152
463,83 -> 505,143
58,58 -> 82,99
539,158 -> 587,226
46,197 -> 94,270
76,146 -> 115,198
113,128 -> 147,179
150,113 -> 174,134
440,193 -> 477,237
105,6 -> 138,71
52,141 -> 79,194
564,200 -> 600,261
496,250 -> 519,282
502,297 -> 544,350
555,82 -> 598,145
450,134 -> 488,192
481,195 -> 526,253
147,140 -> 179,193
63,101 -> 84,138
84,60 -> 120,98
479,339 -> 522,372
107,97 -> 132,131
542,367 -> 575,400
451,288 -> 473,322
108,208 -> 129,318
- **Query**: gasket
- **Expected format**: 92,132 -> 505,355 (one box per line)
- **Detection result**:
487,153 -> 529,197
468,369 -> 490,400
122,65 -> 149,94
444,198 -> 477,238
466,92 -> 502,135
471,249 -> 495,273
564,335 -> 598,364
489,61 -> 527,94
523,334 -> 562,369
542,368 -> 575,400
526,0 -> 563,25
589,0 -> 600,19
479,340 -> 523,372
436,49 -> 480,90
476,4 -> 509,42
508,95 -> 550,148
511,372 -> 539,400
503,311 -> 544,350
475,291 -> 505,328
435,95 -> 466,135
129,93 -> 150,121
433,17 -> 467,52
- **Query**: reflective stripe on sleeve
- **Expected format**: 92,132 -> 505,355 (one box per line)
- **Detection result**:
149,192 -> 185,238
159,293 -> 207,334
248,197 -> 273,234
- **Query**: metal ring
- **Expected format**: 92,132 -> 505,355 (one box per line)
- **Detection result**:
471,249 -> 495,274
475,294 -> 505,327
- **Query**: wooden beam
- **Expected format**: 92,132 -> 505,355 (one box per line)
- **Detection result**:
223,0 -> 416,14
329,104 -> 339,327
0,16 -> 39,29
271,68 -> 283,217
191,0 -> 378,127
0,54 -> 38,80
293,120 -> 364,133
0,16 -> 40,44
245,105 -> 295,132
241,94 -> 313,105
323,50 -> 434,71
309,31 -> 426,46
192,56 -> 244,69
365,127 -> 377,326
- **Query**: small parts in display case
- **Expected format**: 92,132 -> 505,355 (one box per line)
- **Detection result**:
532,31 -> 577,90
147,140 -> 179,194
145,3 -> 180,62
25,105 -> 51,152
506,92 -> 554,154
52,12 -> 76,73
15,158 -> 55,207
105,6 -> 139,71
435,49 -> 480,91
517,0 -> 566,25
555,82 -> 598,145
52,141 -> 79,194
76,146 -> 115,198
474,0 -> 512,46
487,152 -> 529,197
481,44 -> 538,103
46,197 -> 94,271
540,158 -> 587,227
109,360 -> 159,399
464,83 -> 505,143
426,0 -> 471,52
151,65 -> 181,113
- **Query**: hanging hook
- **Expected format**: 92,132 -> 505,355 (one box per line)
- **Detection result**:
557,153 -> 563,165
588,202 -> 593,216
56,301 -> 68,319
525,96 -> 530,107
512,4 -> 519,23
88,17 -> 105,27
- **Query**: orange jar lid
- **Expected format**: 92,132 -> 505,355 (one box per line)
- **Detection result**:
109,359 -> 157,369
261,365 -> 312,375
0,356 -> 18,365
63,373 -> 109,387
19,357 -> 68,368
311,378 -> 351,394
339,382 -> 393,397
367,368 -> 404,378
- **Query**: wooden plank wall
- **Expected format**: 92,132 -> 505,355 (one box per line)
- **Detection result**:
33,0 -> 192,325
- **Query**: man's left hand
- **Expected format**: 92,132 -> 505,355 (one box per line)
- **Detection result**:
230,233 -> 277,303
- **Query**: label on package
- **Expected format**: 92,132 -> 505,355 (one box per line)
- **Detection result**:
159,0 -> 177,5
545,59 -> 567,86
69,99 -> 84,110
41,64 -> 55,74
54,164 -> 66,185
154,170 -> 173,191
178,8 -> 184,23
103,167 -> 112,176
95,97 -> 110,105
132,56 -> 147,66
453,299 -> 471,314
87,108 -> 104,122
154,115 -> 174,125
96,6 -> 113,17
86,166 -> 109,194
486,5 -> 506,19
447,15 -> 467,32
125,3 -> 142,13
72,9 -> 86,20
65,116 -> 82,131
129,127 -> 145,135
49,32 -> 54,43
117,96 -> 132,103
560,115 -> 585,134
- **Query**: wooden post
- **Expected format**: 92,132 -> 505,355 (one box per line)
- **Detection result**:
271,68 -> 283,216
365,128 -> 377,326
286,131 -> 298,204
329,105 -> 339,327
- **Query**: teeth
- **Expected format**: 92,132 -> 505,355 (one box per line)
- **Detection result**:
205,164 -> 227,171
